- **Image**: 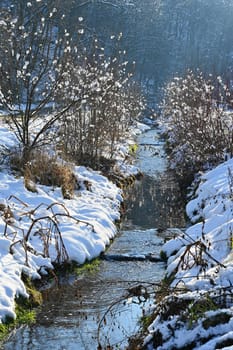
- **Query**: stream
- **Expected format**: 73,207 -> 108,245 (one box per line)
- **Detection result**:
3,128 -> 186,350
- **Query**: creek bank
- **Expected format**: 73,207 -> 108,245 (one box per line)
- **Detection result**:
0,121 -> 150,344
2,126 -> 187,349
141,157 -> 233,350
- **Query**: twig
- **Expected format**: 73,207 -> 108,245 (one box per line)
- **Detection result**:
8,195 -> 28,207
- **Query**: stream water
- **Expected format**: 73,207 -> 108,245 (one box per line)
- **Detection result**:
3,128 -> 186,350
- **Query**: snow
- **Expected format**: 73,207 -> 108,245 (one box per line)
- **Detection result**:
145,157 -> 233,349
0,166 -> 122,321
0,121 -> 145,323
2,112 -> 233,348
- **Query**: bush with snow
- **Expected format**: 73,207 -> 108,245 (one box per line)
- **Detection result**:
144,157 -> 233,350
161,70 -> 233,177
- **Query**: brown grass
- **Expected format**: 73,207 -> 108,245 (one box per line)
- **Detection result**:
22,152 -> 78,199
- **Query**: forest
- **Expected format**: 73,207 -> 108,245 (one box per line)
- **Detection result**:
2,0 -> 233,108
72,0 -> 233,105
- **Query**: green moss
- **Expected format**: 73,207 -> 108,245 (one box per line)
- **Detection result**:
51,258 -> 101,277
0,298 -> 37,343
129,143 -> 138,155
140,314 -> 156,331
0,277 -> 42,344
0,323 -> 9,342
21,276 -> 43,307
74,258 -> 100,275
15,303 -> 36,324
187,295 -> 217,328
0,258 -> 100,345
0,308 -> 36,342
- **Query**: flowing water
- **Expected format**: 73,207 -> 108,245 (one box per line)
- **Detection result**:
3,128 -> 186,350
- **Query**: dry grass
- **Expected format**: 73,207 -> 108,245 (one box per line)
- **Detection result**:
12,151 -> 78,199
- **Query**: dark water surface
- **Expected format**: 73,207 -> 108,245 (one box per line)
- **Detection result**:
3,128 -> 186,350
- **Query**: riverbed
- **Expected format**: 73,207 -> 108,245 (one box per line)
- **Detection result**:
3,128 -> 186,350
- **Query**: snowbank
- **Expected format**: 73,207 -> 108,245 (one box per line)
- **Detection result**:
0,120 -> 146,323
144,157 -> 233,349
0,166 -> 123,322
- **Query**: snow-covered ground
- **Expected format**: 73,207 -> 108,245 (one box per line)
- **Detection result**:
144,157 -> 233,349
0,121 -> 149,324
4,114 -> 233,349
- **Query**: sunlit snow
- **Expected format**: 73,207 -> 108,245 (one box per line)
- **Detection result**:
0,122 -> 145,323
146,157 -> 233,350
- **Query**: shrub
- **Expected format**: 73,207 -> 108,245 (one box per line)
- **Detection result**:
11,150 -> 77,199
161,70 -> 233,177
28,153 -> 77,199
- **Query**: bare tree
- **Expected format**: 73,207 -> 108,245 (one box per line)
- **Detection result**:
0,0 -> 82,164
59,44 -> 145,168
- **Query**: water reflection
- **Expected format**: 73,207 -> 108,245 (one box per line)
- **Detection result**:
123,172 -> 186,230
3,255 -> 164,350
123,128 -> 186,230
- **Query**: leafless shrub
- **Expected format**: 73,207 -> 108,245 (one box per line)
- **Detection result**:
10,150 -> 78,199
25,215 -> 69,264
0,1 -> 86,165
58,52 -> 145,169
165,227 -> 226,283
161,70 -> 233,177
3,197 -> 96,267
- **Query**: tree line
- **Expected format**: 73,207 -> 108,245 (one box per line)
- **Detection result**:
71,0 -> 233,104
